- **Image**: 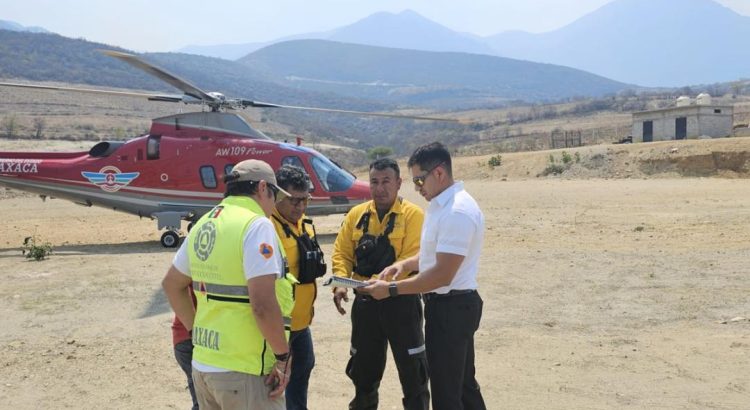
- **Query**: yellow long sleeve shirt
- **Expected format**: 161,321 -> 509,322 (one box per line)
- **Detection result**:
272,210 -> 319,332
332,197 -> 424,281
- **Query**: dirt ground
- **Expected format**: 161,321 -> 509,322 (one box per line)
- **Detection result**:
1,140 -> 750,409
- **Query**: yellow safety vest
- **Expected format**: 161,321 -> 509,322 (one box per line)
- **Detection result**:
188,195 -> 295,376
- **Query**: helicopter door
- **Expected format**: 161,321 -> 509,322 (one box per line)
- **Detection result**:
282,156 -> 315,192
310,156 -> 355,192
282,156 -> 304,168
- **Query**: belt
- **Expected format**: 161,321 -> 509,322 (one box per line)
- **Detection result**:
353,289 -> 375,301
354,290 -> 417,302
422,289 -> 476,302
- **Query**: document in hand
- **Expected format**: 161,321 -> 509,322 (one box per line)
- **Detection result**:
322,276 -> 367,288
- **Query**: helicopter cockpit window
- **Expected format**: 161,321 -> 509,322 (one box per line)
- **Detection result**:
146,136 -> 161,160
200,166 -> 218,189
310,156 -> 355,193
282,156 -> 304,169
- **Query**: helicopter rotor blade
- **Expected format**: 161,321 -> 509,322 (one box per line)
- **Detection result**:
0,81 -> 182,101
240,100 -> 459,122
100,50 -> 218,103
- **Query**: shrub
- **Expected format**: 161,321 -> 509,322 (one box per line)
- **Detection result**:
541,164 -> 566,176
561,151 -> 572,164
21,236 -> 53,261
487,155 -> 502,168
367,146 -> 393,160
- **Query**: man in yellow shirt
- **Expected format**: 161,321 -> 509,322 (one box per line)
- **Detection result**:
271,164 -> 327,410
332,158 -> 428,410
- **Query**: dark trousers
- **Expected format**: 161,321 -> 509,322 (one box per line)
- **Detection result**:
346,293 -> 430,410
286,327 -> 316,410
424,291 -> 486,410
174,339 -> 199,410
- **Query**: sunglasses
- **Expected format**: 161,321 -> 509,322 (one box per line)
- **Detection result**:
286,196 -> 311,207
267,183 -> 280,201
412,162 -> 444,187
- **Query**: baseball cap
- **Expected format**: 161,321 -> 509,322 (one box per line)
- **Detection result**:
229,159 -> 291,199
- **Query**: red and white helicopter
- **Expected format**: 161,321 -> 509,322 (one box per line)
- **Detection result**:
0,51 -> 454,247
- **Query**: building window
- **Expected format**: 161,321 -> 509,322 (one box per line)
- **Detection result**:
200,166 -> 217,189
675,117 -> 687,140
714,109 -> 722,114
643,121 -> 653,142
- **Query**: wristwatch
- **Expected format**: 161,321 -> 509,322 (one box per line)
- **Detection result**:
274,352 -> 290,362
388,283 -> 399,298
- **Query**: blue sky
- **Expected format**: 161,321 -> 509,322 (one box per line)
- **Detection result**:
1,0 -> 748,52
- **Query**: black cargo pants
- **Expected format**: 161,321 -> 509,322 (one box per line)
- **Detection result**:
346,293 -> 429,410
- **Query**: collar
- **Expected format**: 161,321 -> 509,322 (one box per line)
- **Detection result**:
433,181 -> 464,208
366,197 -> 404,216
224,195 -> 264,214
272,209 -> 304,233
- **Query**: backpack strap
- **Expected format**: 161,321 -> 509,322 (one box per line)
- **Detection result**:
355,211 -> 371,234
383,213 -> 397,237
272,215 -> 296,239
356,209 -> 397,238
302,218 -> 321,247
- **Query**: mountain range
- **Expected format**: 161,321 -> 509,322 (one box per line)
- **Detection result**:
487,0 -> 750,86
239,39 -> 627,108
180,0 -> 750,87
0,30 -> 628,109
0,30 -> 384,112
0,19 -> 49,34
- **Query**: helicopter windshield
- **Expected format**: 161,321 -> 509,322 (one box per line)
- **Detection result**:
310,155 -> 355,192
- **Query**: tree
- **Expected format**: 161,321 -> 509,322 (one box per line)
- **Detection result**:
2,115 -> 17,138
730,81 -> 745,98
367,146 -> 393,160
33,117 -> 46,139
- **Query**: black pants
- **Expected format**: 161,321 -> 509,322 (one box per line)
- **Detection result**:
346,293 -> 429,410
174,339 -> 199,410
424,291 -> 486,410
286,328 -> 315,410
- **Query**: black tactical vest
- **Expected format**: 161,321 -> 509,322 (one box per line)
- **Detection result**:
274,216 -> 327,284
353,211 -> 397,277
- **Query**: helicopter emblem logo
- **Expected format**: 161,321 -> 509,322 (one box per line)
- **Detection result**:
81,166 -> 140,192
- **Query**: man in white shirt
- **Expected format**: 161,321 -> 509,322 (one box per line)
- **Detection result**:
363,142 -> 486,410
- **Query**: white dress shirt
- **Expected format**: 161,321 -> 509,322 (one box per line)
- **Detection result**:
419,181 -> 484,294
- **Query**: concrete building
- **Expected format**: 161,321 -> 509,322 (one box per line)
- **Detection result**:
632,99 -> 734,142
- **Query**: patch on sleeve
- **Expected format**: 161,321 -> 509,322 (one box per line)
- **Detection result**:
259,243 -> 274,259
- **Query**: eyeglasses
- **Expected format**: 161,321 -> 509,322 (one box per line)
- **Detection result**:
267,183 -> 280,201
412,162 -> 444,187
286,196 -> 310,207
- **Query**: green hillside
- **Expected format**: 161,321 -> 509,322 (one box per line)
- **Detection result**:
239,39 -> 630,108
0,30 -> 384,111
0,30 -> 464,156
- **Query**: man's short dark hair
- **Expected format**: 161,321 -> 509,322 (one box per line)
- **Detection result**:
407,142 -> 452,176
369,158 -> 400,179
223,180 -> 259,198
275,164 -> 310,192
